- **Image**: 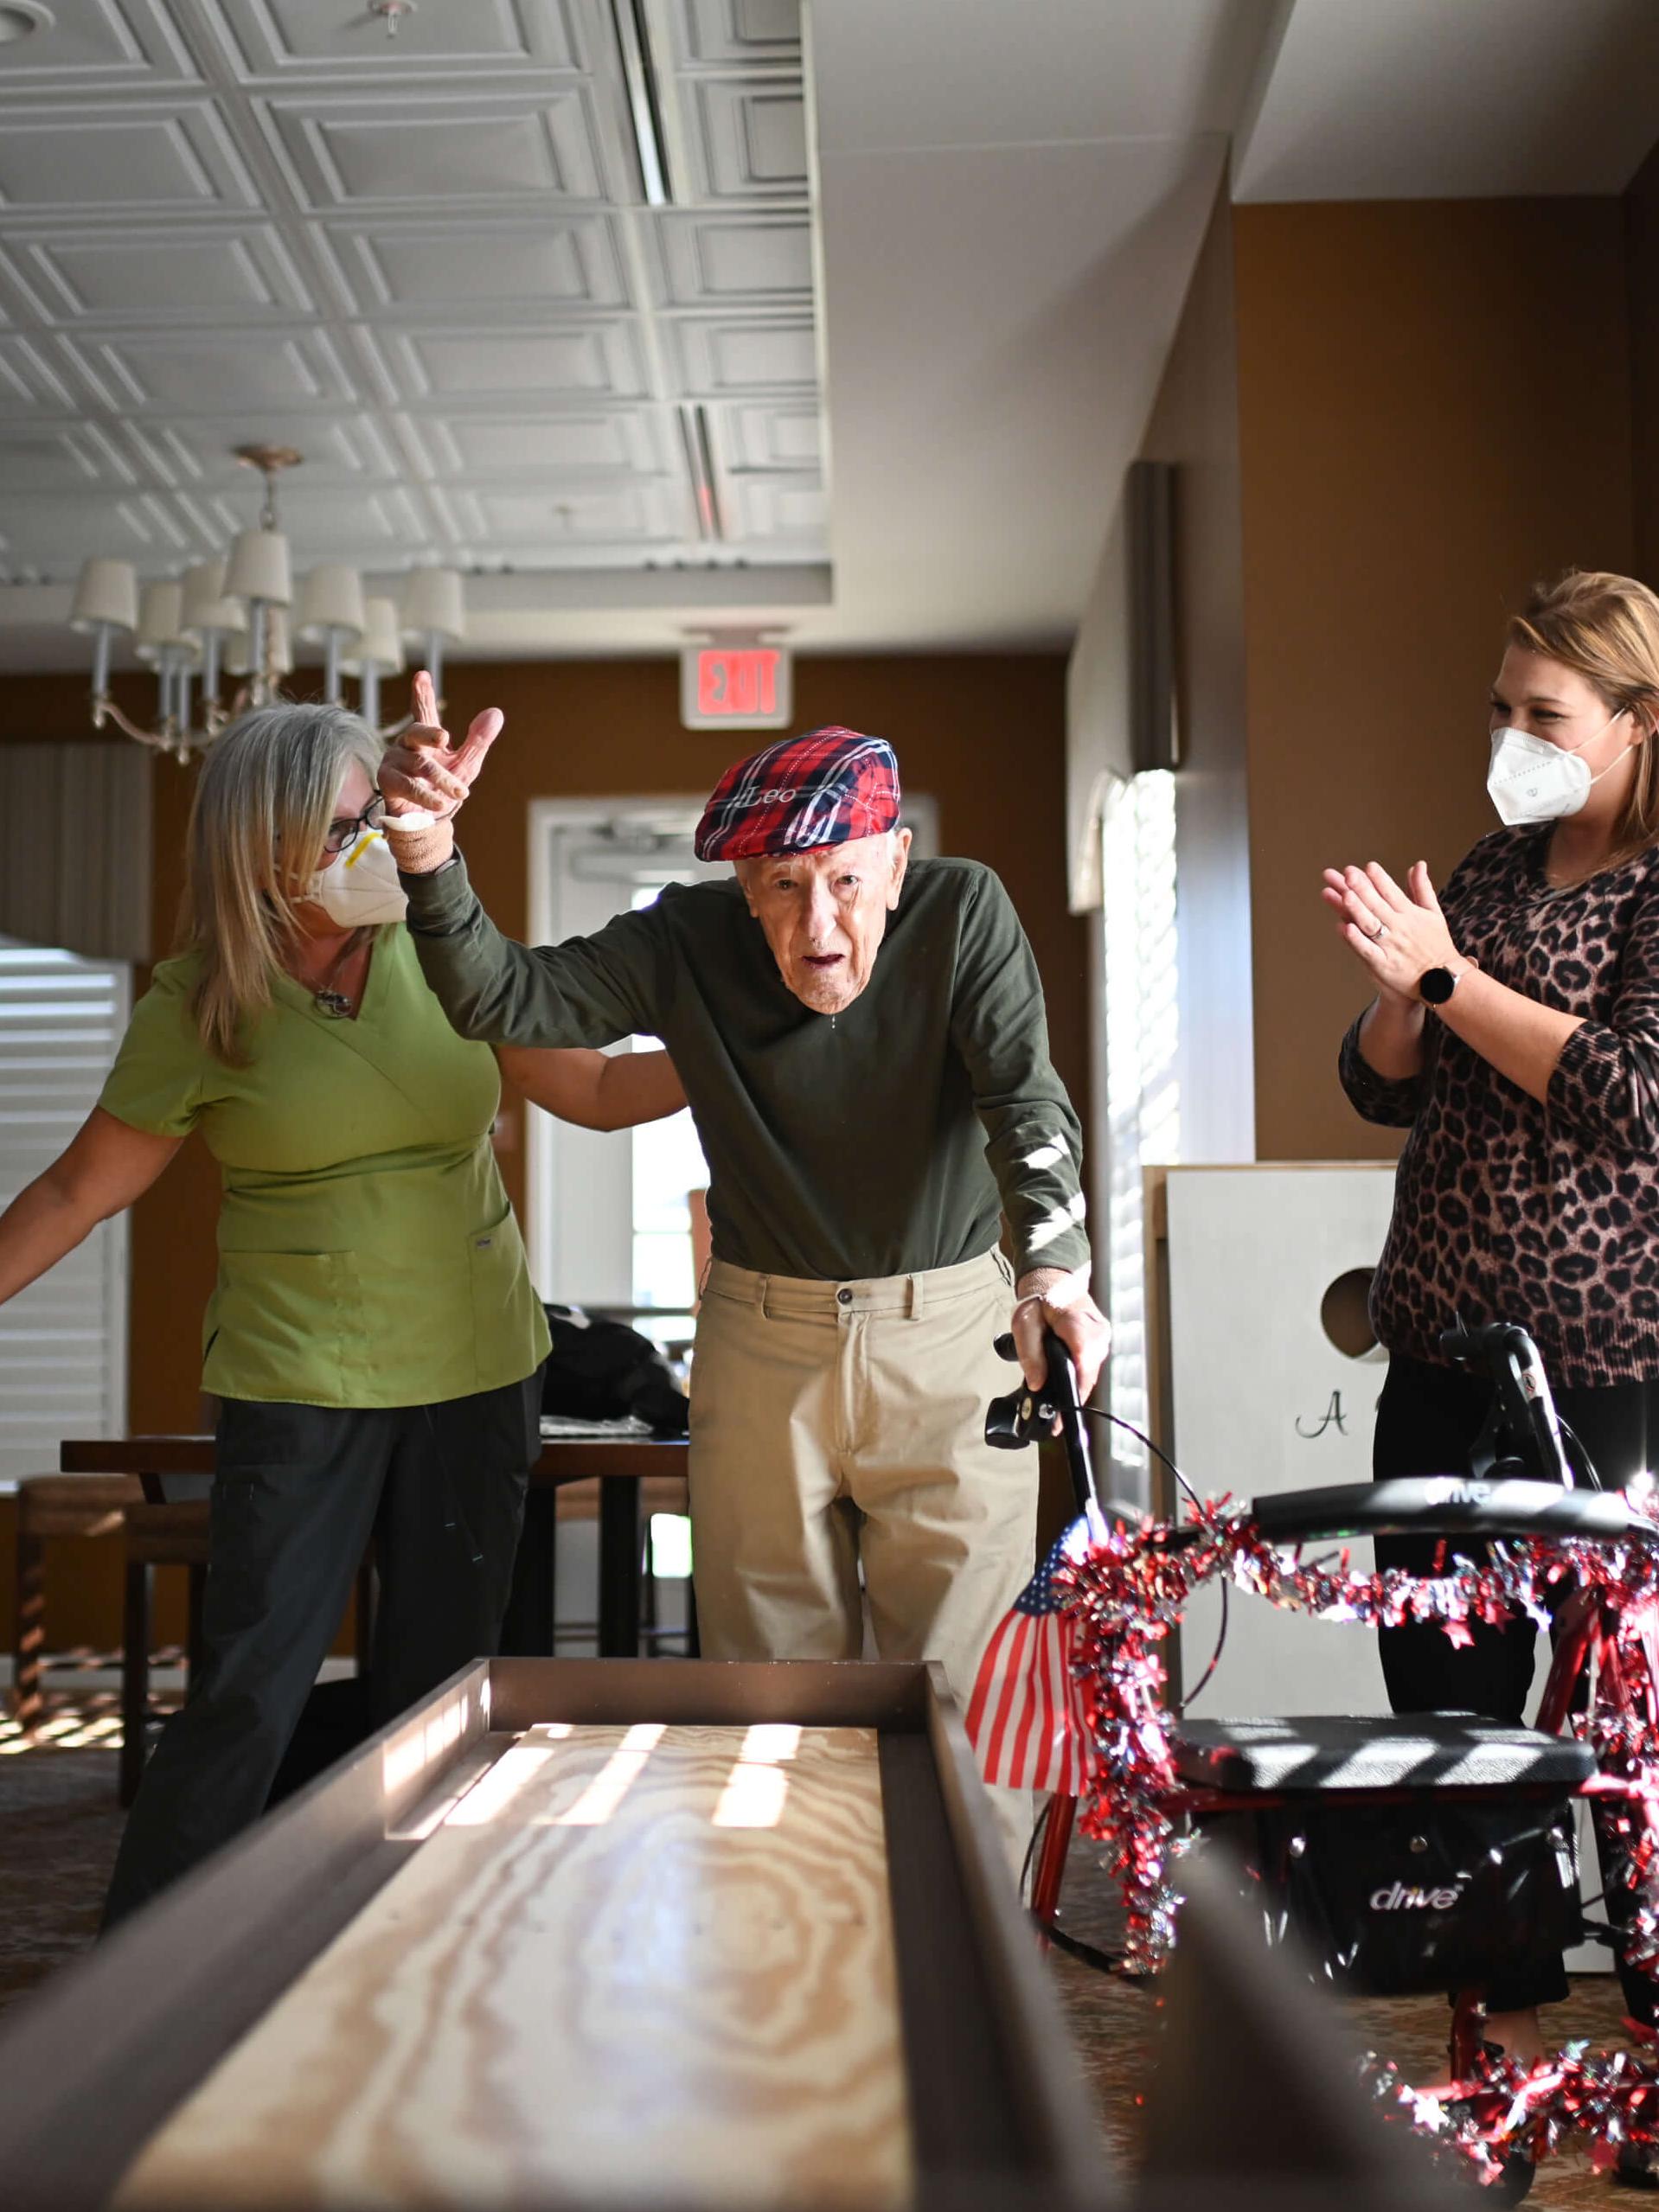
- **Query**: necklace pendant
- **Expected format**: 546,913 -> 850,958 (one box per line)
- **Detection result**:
315,988 -> 353,1019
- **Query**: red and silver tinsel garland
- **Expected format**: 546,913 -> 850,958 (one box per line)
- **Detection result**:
1053,1493 -> 1659,2173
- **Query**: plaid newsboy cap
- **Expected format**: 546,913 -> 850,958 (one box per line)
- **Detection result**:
694,727 -> 902,862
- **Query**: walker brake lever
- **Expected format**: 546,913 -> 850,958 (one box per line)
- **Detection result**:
984,1329 -> 1066,1449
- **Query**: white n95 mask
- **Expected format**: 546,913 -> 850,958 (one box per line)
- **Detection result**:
1486,713 -> 1629,827
305,829 -> 407,926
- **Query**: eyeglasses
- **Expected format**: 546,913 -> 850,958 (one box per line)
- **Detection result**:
322,794 -> 387,856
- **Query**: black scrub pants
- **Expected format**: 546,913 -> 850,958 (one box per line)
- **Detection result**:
102,1371 -> 541,1928
1374,1350 -> 1659,2018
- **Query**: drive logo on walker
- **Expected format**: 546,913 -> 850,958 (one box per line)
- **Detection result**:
1369,1877 -> 1465,1912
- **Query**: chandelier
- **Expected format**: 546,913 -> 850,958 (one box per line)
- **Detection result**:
66,444 -> 467,763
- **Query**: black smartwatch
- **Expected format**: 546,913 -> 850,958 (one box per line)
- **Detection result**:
1418,965 -> 1458,1007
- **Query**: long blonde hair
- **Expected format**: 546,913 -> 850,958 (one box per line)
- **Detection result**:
181,702 -> 381,1064
1508,570 -> 1659,860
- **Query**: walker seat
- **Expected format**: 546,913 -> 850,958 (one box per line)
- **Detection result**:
1172,1713 -> 1598,1794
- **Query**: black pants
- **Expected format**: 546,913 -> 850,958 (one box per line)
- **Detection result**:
102,1371 -> 540,1928
1374,1351 -> 1659,2016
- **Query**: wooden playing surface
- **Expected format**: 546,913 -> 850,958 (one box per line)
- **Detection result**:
115,1723 -> 913,2209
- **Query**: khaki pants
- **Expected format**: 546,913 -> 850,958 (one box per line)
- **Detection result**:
688,1249 -> 1038,1723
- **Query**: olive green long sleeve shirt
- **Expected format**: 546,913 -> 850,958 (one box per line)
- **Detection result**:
402,851 -> 1090,1284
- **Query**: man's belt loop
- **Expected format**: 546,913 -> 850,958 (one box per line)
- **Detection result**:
757,1274 -> 772,1318
907,1272 -> 926,1320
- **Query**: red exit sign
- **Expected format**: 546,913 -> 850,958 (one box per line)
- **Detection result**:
680,643 -> 792,730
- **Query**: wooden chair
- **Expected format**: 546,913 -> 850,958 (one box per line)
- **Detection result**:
555,1472 -> 694,1654
11,1474 -> 142,1734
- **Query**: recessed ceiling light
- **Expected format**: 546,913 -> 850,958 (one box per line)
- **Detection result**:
0,3 -> 53,42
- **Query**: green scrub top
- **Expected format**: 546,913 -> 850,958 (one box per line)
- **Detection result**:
99,924 -> 550,1410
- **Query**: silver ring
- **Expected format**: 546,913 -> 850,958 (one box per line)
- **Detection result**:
1370,921 -> 1387,941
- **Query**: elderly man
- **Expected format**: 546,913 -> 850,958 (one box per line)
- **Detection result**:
381,708 -> 1107,1748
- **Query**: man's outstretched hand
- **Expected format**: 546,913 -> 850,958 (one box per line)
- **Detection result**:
381,671 -> 504,875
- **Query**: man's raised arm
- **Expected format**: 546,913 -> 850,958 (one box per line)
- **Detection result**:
380,675 -> 664,1048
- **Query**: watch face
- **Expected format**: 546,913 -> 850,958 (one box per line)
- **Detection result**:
1419,966 -> 1455,1006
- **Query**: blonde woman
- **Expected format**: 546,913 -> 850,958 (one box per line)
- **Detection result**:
0,698 -> 683,1924
1326,570 -> 1659,2092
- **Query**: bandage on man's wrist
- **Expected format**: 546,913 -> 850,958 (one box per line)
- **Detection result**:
1012,1263 -> 1090,1319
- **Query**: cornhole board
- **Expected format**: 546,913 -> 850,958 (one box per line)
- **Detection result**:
0,1659 -> 1109,2212
1152,1163 -> 1398,1720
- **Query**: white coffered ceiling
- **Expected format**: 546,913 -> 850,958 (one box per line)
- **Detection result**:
0,0 -> 825,663
2,1 -> 1656,673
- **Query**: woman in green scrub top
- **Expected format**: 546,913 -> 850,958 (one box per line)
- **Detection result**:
0,700 -> 683,1924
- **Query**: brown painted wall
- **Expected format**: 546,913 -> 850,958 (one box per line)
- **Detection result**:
1233,198 -> 1637,1160
0,655 -> 1084,1648
1629,141 -> 1659,579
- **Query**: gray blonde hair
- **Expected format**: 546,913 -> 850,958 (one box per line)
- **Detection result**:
181,701 -> 381,1064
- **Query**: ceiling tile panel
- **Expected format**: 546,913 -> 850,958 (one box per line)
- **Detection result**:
0,0 -> 824,606
448,479 -> 689,545
382,322 -> 649,403
0,420 -> 131,494
652,212 -> 810,305
723,473 -> 825,542
0,0 -> 198,92
63,326 -> 358,412
208,0 -> 585,80
330,215 -> 628,314
685,80 -> 807,200
715,400 -> 820,469
259,89 -> 609,209
0,102 -> 259,214
11,225 -> 314,323
238,478 -> 430,553
125,411 -> 403,486
0,334 -> 76,410
668,316 -> 815,395
668,0 -> 801,71
420,409 -> 665,476
0,490 -> 195,579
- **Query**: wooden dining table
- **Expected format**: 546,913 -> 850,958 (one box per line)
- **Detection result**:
58,1433 -> 692,1664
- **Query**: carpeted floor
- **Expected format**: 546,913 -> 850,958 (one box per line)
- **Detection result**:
0,1722 -> 1637,2203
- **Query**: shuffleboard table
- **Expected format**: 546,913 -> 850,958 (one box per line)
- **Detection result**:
0,1658 -> 1110,2212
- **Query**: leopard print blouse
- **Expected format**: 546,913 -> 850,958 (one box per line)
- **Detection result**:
1340,825 -> 1659,1389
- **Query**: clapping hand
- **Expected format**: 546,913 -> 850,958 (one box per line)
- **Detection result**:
1320,860 -> 1465,1003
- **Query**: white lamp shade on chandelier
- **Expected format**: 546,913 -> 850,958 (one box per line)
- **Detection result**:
401,566 -> 465,643
180,559 -> 243,640
298,566 -> 368,645
223,526 -> 293,610
134,582 -> 196,665
344,594 -> 406,726
64,444 -> 468,758
400,566 -> 465,694
348,597 -> 405,677
69,558 -> 140,637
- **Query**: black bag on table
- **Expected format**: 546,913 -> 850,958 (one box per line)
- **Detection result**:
541,1303 -> 689,1437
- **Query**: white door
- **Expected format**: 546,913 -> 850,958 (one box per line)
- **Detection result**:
528,809 -> 723,1339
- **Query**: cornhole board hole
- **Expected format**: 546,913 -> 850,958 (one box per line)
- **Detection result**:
0,1659 -> 1109,2212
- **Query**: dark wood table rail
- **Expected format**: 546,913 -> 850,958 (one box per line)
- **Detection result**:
59,1435 -> 691,1665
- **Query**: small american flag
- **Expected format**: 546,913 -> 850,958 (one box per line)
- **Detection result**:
966,1507 -> 1102,1793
